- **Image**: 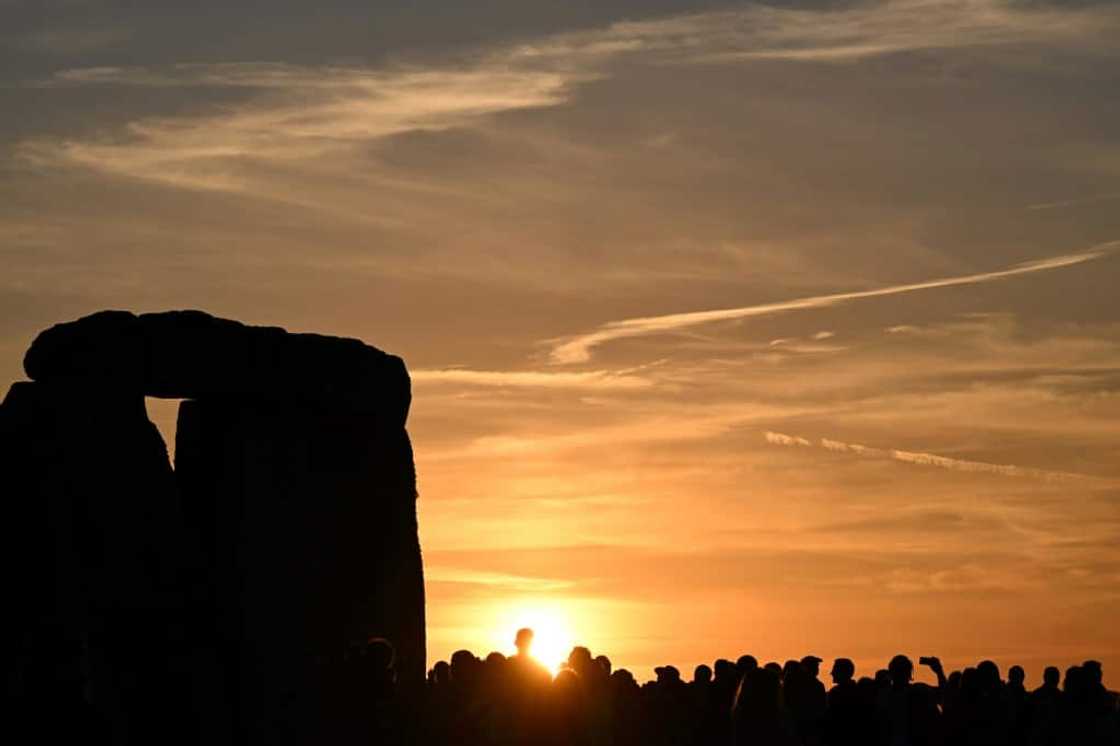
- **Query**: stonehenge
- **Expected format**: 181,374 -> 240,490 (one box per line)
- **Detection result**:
1,310 -> 425,744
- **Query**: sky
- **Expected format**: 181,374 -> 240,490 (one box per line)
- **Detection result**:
3,0 -> 1120,685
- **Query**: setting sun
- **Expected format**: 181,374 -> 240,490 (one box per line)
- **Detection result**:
502,604 -> 575,674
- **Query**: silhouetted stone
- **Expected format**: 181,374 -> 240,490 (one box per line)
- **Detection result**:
25,310 -> 411,424
0,380 -> 205,746
23,310 -> 145,387
175,398 -> 425,744
7,309 -> 424,746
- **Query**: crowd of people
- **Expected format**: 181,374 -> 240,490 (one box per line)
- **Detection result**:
380,628 -> 1119,745
10,626 -> 1119,744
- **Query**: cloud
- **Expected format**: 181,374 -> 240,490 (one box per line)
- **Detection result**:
764,431 -> 812,447
14,28 -> 131,55
549,244 -> 1116,363
766,431 -> 1103,484
21,0 -> 1120,202
525,0 -> 1119,68
424,566 -> 575,593
682,0 -> 1115,63
18,61 -> 586,195
1026,192 -> 1120,211
412,367 -> 652,390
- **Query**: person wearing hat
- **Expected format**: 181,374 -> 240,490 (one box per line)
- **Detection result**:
794,655 -> 827,744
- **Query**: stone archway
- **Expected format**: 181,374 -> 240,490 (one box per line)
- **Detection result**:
1,310 -> 425,745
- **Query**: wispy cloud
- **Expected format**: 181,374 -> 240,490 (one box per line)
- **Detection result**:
18,62 -> 584,195
549,244 -> 1116,363
765,431 -> 1103,484
412,368 -> 651,390
523,0 -> 1118,67
21,0 -> 1119,203
682,0 -> 1114,63
1026,192 -> 1120,211
425,566 -> 575,593
764,431 -> 812,447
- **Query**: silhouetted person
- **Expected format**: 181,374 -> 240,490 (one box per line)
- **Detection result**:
548,668 -> 591,746
873,649 -> 936,743
1007,664 -> 1028,743
510,628 -> 552,689
650,665 -> 691,745
506,629 -> 551,743
825,658 -> 864,746
738,655 -> 760,678
733,666 -> 796,746
711,658 -> 741,745
789,655 -> 827,745
431,659 -> 451,685
609,669 -> 643,746
568,646 -> 594,679
690,664 -> 720,745
959,659 -> 1009,746
1027,666 -> 1062,746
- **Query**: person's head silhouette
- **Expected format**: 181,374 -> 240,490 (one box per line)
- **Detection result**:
736,655 -> 758,675
568,646 -> 593,676
693,664 -> 712,685
831,658 -> 855,686
888,655 -> 913,687
655,665 -> 681,685
801,655 -> 822,679
976,660 -> 1001,690
1008,665 -> 1025,688
1043,666 -> 1060,688
515,627 -> 534,657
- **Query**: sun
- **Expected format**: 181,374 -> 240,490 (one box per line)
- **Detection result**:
505,604 -> 575,674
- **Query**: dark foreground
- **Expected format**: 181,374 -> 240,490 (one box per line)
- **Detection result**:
14,636 -> 1118,745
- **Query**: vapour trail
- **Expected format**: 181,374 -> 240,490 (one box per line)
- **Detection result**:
764,431 -> 1103,484
549,243 -> 1117,364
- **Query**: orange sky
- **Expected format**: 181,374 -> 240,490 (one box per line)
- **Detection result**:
3,0 -> 1120,687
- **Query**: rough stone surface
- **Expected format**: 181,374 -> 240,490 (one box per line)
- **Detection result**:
25,310 -> 411,424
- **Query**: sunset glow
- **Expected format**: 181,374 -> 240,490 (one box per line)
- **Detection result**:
5,0 -> 1120,690
506,605 -> 576,674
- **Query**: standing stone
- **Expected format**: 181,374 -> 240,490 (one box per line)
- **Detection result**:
6,309 -> 425,745
0,381 -> 202,745
175,399 -> 425,744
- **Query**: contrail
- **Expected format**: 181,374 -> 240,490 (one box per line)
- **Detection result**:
766,432 -> 1101,484
1027,193 -> 1120,211
549,243 -> 1117,364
